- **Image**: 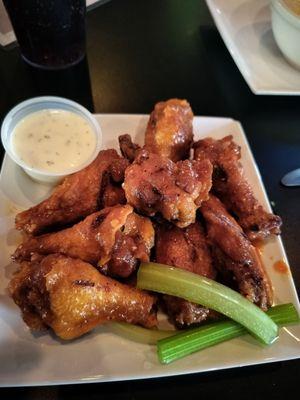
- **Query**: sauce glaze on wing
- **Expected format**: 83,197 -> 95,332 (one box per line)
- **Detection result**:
13,205 -> 154,279
201,195 -> 273,310
119,134 -> 141,162
9,254 -> 157,340
145,98 -> 194,162
123,149 -> 212,228
194,136 -> 282,241
15,150 -> 129,235
155,221 -> 217,327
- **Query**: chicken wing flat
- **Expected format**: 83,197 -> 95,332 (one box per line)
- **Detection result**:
155,222 -> 215,277
15,150 -> 129,235
123,149 -> 212,228
155,222 -> 217,327
9,254 -> 157,339
194,136 -> 282,241
201,195 -> 273,310
14,205 -> 154,279
144,99 -> 194,162
119,134 -> 141,162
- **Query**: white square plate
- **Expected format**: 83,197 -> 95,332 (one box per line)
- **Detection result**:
0,114 -> 299,387
206,0 -> 300,95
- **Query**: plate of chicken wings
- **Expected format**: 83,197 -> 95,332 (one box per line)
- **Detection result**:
0,99 -> 299,387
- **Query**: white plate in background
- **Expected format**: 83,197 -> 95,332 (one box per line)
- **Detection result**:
0,114 -> 299,387
206,0 -> 300,95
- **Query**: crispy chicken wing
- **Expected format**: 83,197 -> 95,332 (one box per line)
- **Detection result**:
9,254 -> 157,339
100,211 -> 155,278
155,222 -> 217,327
201,195 -> 273,310
155,222 -> 215,276
15,150 -> 129,235
123,149 -> 212,228
14,205 -> 154,279
119,134 -> 141,162
194,136 -> 282,241
101,181 -> 126,208
144,99 -> 194,162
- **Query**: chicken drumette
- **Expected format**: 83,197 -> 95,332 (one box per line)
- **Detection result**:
145,98 -> 194,162
10,254 -> 157,339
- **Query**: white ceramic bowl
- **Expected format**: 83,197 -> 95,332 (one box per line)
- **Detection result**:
271,0 -> 300,69
1,96 -> 102,184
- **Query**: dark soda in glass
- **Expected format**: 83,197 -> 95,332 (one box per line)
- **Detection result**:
3,0 -> 86,69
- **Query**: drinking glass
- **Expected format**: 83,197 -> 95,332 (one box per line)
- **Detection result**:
3,0 -> 86,70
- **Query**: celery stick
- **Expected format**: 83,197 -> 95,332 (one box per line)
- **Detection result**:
158,303 -> 299,364
137,262 -> 278,344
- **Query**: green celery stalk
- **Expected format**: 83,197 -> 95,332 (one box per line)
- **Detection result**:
137,262 -> 278,345
158,303 -> 299,364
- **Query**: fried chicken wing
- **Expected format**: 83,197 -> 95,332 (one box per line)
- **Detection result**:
155,222 -> 217,327
194,136 -> 282,241
15,150 -> 129,235
101,211 -> 155,278
144,99 -> 194,162
9,254 -> 157,339
101,181 -> 126,208
123,149 -> 212,228
201,195 -> 273,310
14,205 -> 154,279
155,222 -> 215,277
119,134 -> 141,162
14,205 -> 131,264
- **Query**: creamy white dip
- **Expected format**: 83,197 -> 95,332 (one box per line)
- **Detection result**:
12,109 -> 96,173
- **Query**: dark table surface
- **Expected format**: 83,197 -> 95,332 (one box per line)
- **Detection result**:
0,0 -> 299,398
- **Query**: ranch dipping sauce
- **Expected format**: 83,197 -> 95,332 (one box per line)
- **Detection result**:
12,109 -> 97,173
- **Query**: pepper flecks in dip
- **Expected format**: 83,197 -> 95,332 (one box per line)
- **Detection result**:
12,109 -> 96,173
